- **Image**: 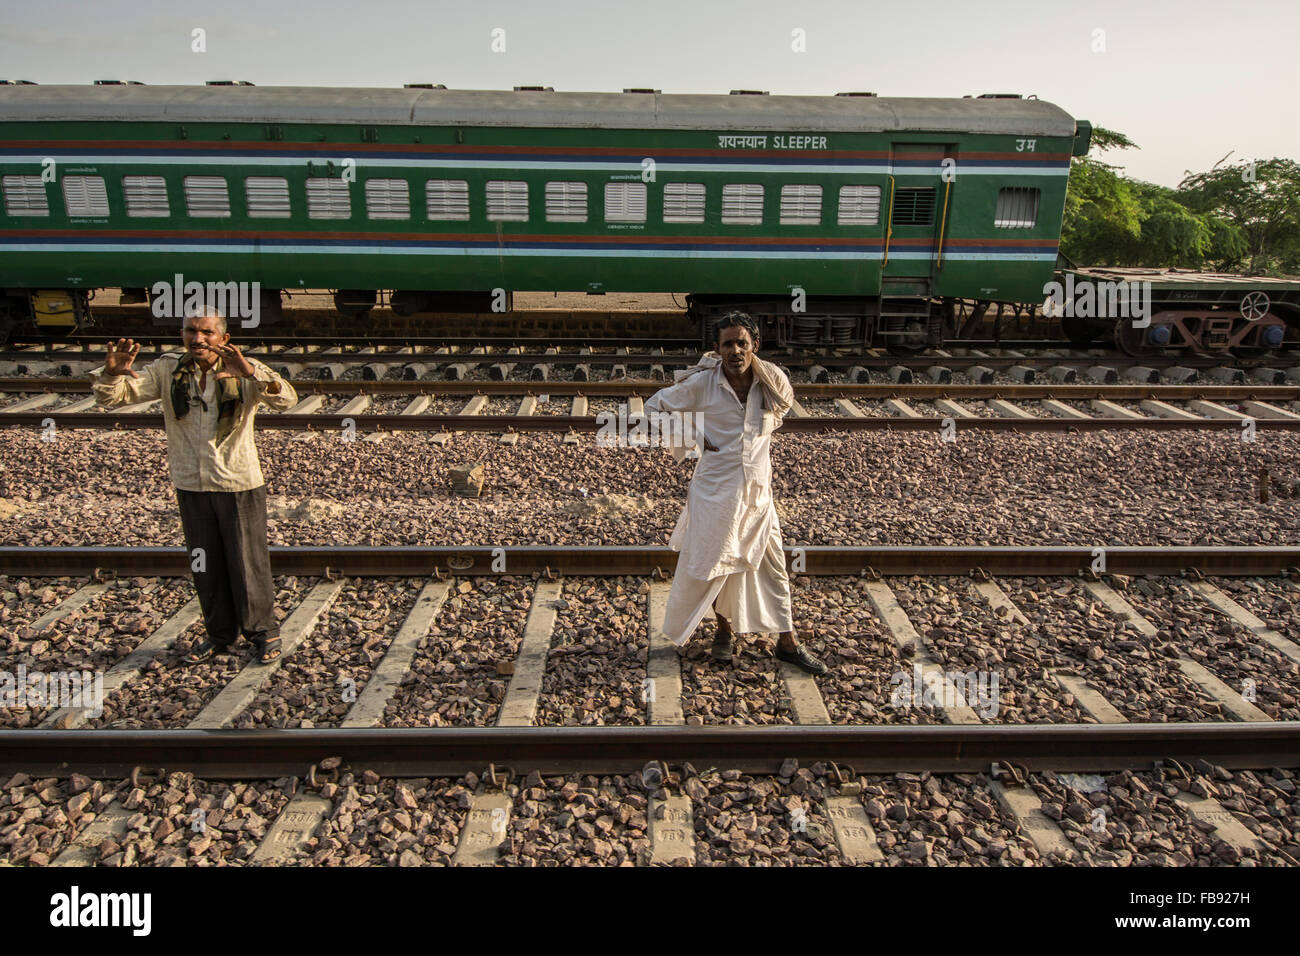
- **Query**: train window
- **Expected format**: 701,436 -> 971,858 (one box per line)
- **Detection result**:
245,177 -> 291,218
62,176 -> 109,217
426,180 -> 470,221
306,179 -> 352,220
663,183 -> 705,223
365,179 -> 410,220
995,187 -> 1040,228
604,182 -> 646,223
545,182 -> 588,222
891,187 -> 935,226
122,176 -> 170,217
486,180 -> 529,221
837,185 -> 880,225
1,175 -> 49,216
184,176 -> 232,218
780,184 -> 822,225
721,184 -> 763,224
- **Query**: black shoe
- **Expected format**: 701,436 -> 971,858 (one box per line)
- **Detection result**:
711,628 -> 733,661
775,643 -> 827,676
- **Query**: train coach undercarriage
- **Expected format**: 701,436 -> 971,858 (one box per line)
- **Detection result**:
2,280 -> 1297,359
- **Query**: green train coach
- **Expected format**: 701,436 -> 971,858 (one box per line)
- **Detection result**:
23,82 -> 1284,354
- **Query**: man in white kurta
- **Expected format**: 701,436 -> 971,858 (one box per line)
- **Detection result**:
644,314 -> 827,675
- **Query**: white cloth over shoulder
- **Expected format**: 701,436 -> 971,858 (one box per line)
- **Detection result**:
645,355 -> 793,585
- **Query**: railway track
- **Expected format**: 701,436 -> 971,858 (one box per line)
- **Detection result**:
1,545 -> 1298,866
4,378 -> 1300,433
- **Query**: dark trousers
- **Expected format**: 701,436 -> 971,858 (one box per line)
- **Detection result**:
176,486 -> 279,649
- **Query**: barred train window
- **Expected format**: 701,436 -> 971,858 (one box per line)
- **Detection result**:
184,176 -> 231,218
365,179 -> 410,220
605,182 -> 646,223
306,179 -> 351,220
122,176 -> 169,217
2,175 -> 50,216
62,175 -> 109,217
245,177 -> 291,218
995,187 -> 1039,228
663,183 -> 705,224
546,182 -> 588,222
426,180 -> 469,221
779,184 -> 822,225
721,184 -> 764,224
486,181 -> 528,221
891,187 -> 935,226
837,185 -> 880,225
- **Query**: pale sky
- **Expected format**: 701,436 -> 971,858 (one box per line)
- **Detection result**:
2,0 -> 1294,189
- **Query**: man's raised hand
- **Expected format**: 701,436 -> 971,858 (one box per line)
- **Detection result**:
208,342 -> 256,380
104,338 -> 141,378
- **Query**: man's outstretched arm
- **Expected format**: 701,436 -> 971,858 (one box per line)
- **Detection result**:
90,338 -> 163,408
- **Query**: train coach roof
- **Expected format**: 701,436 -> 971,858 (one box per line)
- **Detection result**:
0,86 -> 1080,136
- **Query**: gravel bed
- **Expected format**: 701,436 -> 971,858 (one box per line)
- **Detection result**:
530,394 -> 568,416
679,629 -> 792,726
499,770 -> 647,865
0,773 -> 117,866
792,578 -> 939,724
1,576 -> 193,727
383,577 -> 532,727
797,399 -> 841,418
860,771 -> 1043,865
1210,576 -> 1300,643
0,574 -> 87,631
1119,579 -> 1299,720
0,771 -> 293,867
105,772 -> 292,866
483,397 -> 519,415
535,577 -> 648,726
366,396 -> 419,415
6,430 -> 1300,549
853,399 -> 899,416
586,397 -> 622,417
232,578 -> 422,729
85,576 -> 316,729
890,577 -> 1088,723
1037,399 -> 1083,417
999,577 -> 1223,721
685,767 -> 843,865
427,396 -> 465,414
1025,766 -> 1297,865
305,772 -> 466,866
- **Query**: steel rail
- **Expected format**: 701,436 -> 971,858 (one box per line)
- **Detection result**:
4,411 -> 1300,432
3,545 -> 1297,578
1,724 -> 1297,778
4,377 -> 1300,401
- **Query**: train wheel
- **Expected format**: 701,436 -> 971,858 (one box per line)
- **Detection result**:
335,290 -> 376,319
1114,319 -> 1160,357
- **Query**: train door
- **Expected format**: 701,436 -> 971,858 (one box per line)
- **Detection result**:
877,142 -> 954,351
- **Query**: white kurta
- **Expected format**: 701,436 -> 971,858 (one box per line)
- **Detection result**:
645,364 -> 794,645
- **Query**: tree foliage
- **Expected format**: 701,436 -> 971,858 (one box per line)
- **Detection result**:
1060,128 -> 1293,274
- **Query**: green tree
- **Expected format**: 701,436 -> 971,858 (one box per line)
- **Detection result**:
1178,159 -> 1300,274
1060,127 -> 1142,265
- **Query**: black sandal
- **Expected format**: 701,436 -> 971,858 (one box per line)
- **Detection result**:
258,637 -> 282,664
183,641 -> 220,664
